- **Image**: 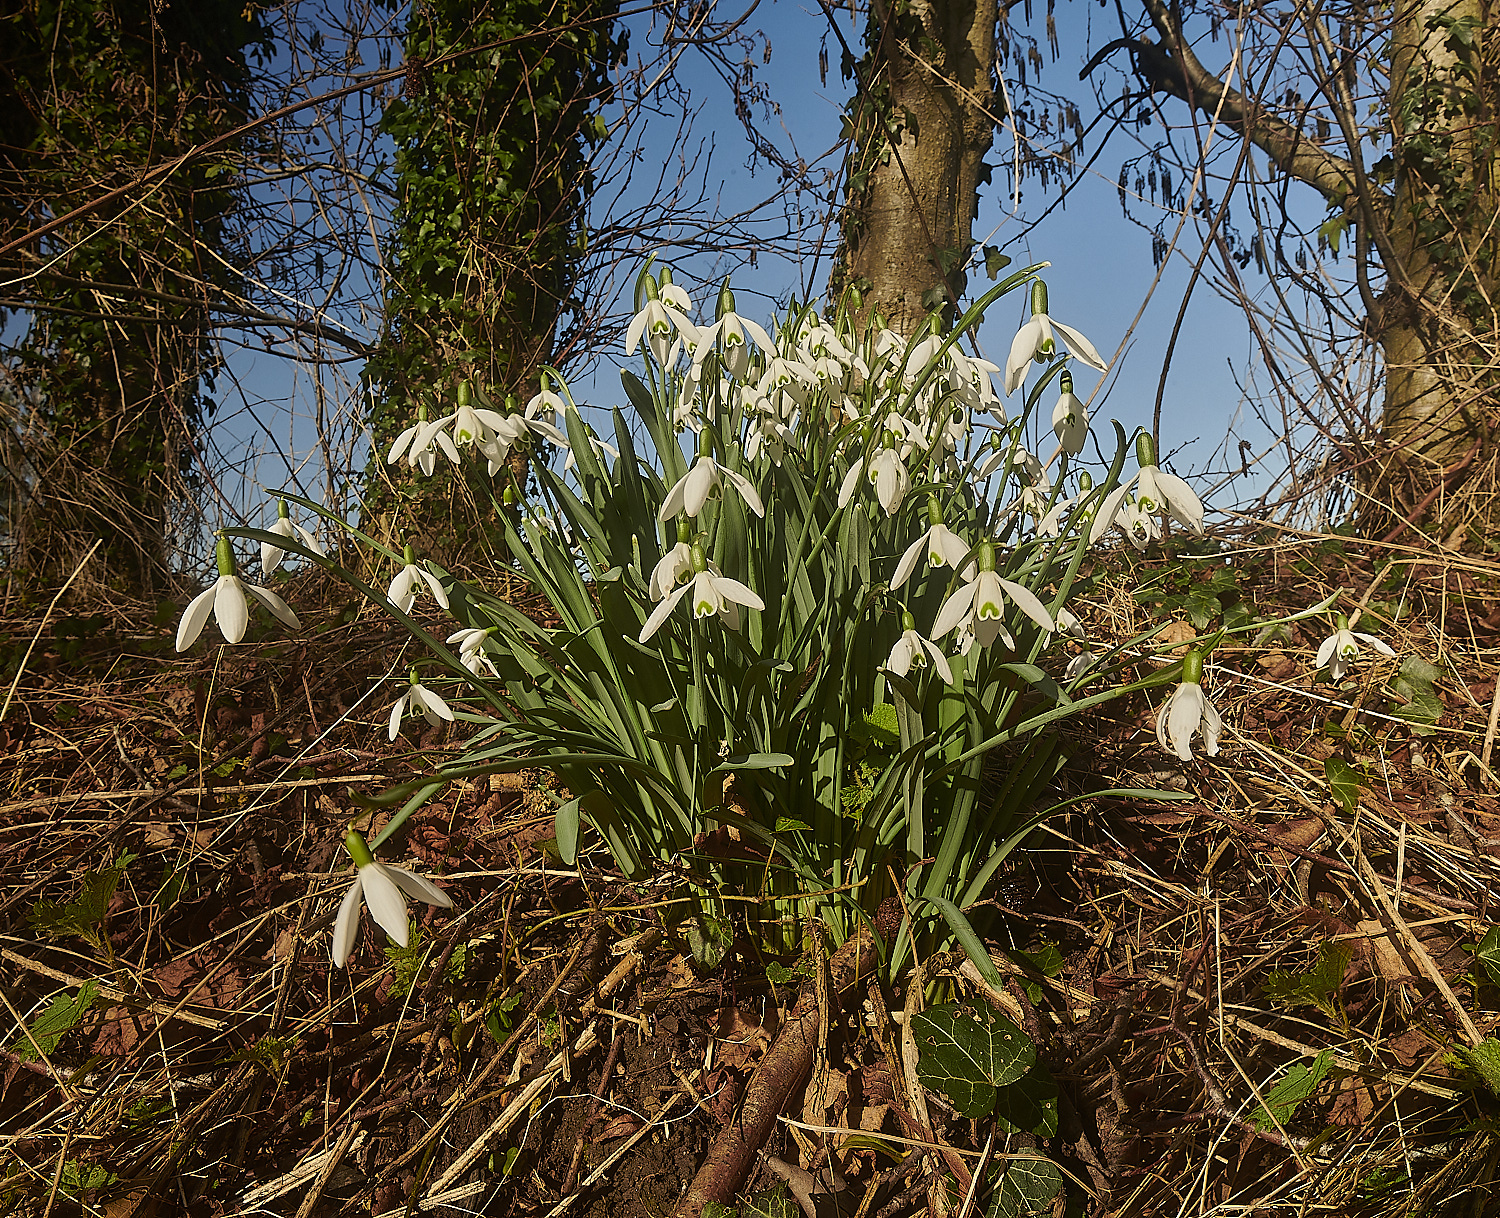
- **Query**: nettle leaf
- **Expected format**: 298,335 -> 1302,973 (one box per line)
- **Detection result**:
1264,941 -> 1351,1017
1252,1050 -> 1334,1129
984,1156 -> 1064,1218
1387,657 -> 1443,733
741,1183 -> 798,1218
911,1001 -> 1035,1117
17,981 -> 99,1061
1454,1038 -> 1500,1095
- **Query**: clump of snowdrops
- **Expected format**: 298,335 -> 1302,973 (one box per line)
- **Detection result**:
187,261 -> 1363,976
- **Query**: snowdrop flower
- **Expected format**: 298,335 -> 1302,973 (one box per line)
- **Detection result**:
388,403 -> 460,475
638,544 -> 764,643
388,669 -> 455,740
1120,497 -> 1161,550
332,829 -> 453,968
649,521 -> 695,600
694,285 -> 775,381
868,446 -> 911,516
446,626 -> 498,678
177,535 -> 301,651
1090,435 -> 1205,545
626,278 -> 697,366
891,497 -> 974,589
1035,494 -> 1075,539
1051,370 -> 1088,454
388,545 -> 450,613
525,373 -> 571,426
657,268 -> 692,313
1004,281 -> 1108,395
1317,615 -> 1395,681
745,411 -> 797,465
1157,649 -> 1222,761
659,454 -> 765,520
931,542 -> 1055,649
261,500 -> 326,576
885,611 -> 954,684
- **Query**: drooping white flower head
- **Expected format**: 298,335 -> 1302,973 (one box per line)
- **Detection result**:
626,271 -> 698,365
388,670 -> 455,741
388,545 -> 451,614
261,500 -> 327,577
1156,649 -> 1222,761
891,497 -> 975,590
638,545 -> 764,643
176,536 -> 301,651
1003,280 -> 1108,395
1316,615 -> 1395,681
446,626 -> 498,678
1090,434 -> 1205,547
659,454 -> 765,520
1051,370 -> 1089,455
695,284 -> 775,382
332,829 -> 453,968
650,521 -> 696,602
930,542 -> 1056,650
884,612 -> 954,684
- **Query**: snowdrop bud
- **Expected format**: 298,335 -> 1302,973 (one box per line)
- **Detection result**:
643,272 -> 660,303
676,516 -> 692,544
690,543 -> 709,574
1136,432 -> 1157,469
927,495 -> 943,527
1181,648 -> 1205,685
901,610 -> 917,633
277,499 -> 290,522
977,541 -> 996,572
849,285 -> 863,311
457,380 -> 472,408
1030,280 -> 1049,316
718,279 -> 735,319
344,827 -> 375,868
215,534 -> 235,578
502,485 -> 518,506
402,543 -> 417,567
1078,471 -> 1093,494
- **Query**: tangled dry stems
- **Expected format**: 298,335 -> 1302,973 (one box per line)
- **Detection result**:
0,516 -> 1497,1217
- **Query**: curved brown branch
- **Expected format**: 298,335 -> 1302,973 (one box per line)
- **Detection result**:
1112,0 -> 1373,209
670,925 -> 877,1218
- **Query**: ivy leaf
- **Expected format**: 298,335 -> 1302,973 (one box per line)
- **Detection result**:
983,245 -> 1012,280
911,1002 -> 1035,1118
1387,657 -> 1443,733
1324,757 -> 1362,817
993,1066 -> 1059,1137
983,1156 -> 1064,1218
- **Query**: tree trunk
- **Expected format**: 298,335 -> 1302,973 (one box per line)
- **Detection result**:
837,0 -> 998,333
1374,0 -> 1498,542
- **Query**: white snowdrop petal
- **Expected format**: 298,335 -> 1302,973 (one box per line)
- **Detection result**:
214,578 -> 250,644
359,864 -> 411,948
245,584 -> 301,632
176,585 -> 218,652
332,875 -> 365,968
386,866 -> 454,910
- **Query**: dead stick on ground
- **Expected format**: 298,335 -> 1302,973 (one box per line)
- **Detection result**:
669,924 -> 877,1218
